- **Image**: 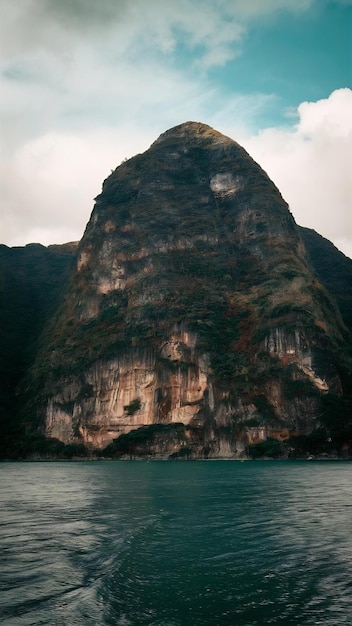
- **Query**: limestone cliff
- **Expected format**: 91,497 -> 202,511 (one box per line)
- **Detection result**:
18,123 -> 352,457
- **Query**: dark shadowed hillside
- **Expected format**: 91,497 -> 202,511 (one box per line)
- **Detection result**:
0,242 -> 77,457
299,226 -> 352,333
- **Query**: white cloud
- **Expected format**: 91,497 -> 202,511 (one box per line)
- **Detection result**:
0,0 -> 317,71
237,89 -> 352,258
0,127 -> 152,246
0,0 -> 321,155
1,0 -> 350,258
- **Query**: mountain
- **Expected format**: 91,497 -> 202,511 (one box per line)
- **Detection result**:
1,122 -> 351,458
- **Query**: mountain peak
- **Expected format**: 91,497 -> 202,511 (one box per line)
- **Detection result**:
152,120 -> 237,149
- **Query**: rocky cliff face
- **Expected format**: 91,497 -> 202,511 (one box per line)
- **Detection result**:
18,121 -> 349,458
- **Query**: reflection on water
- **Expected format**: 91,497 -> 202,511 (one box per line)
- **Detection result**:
1,461 -> 352,625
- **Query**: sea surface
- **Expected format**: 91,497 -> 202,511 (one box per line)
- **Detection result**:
1,460 -> 352,625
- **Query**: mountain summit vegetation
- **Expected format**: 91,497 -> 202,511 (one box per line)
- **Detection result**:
1,122 -> 351,459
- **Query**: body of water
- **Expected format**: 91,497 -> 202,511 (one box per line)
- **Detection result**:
1,460 -> 351,625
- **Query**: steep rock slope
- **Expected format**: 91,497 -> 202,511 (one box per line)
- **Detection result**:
24,122 -> 350,457
299,226 -> 352,333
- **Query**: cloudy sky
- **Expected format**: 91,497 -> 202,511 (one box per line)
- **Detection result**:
1,0 -> 351,256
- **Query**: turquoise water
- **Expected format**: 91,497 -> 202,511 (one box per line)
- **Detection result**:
1,460 -> 352,625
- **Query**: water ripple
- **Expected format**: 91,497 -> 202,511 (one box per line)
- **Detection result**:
1,460 -> 352,625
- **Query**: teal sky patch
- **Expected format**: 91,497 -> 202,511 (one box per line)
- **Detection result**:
177,1 -> 352,129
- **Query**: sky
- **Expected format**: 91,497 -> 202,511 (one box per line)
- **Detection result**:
1,0 -> 351,257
